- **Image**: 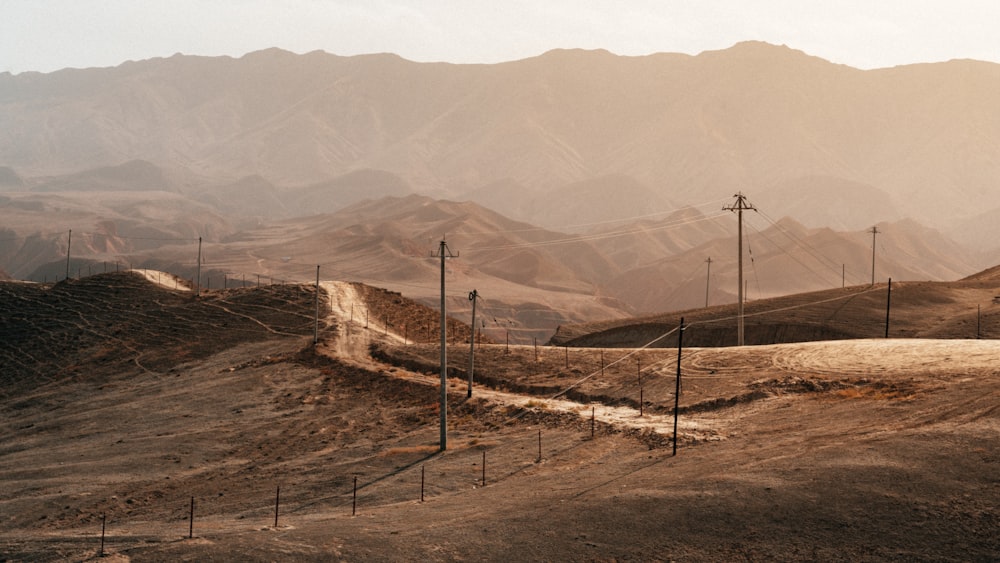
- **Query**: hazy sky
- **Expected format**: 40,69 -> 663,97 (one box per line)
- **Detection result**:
3,0 -> 999,74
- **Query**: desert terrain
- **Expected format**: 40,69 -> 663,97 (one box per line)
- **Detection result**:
1,271 -> 997,561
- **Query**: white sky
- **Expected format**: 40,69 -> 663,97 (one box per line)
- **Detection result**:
2,0 -> 999,74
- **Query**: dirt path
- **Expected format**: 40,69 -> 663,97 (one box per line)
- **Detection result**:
317,281 -> 720,442
130,269 -> 190,291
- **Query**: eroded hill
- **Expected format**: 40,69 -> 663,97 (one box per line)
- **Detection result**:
1,272 -> 998,560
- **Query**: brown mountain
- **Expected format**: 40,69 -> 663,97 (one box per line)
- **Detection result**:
0,165 -> 24,187
597,214 -> 979,314
1,43 -> 997,335
2,42 -> 999,247
101,195 -> 974,339
143,195 -> 634,341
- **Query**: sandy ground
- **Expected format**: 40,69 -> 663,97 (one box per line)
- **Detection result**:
1,274 -> 998,561
130,269 -> 191,292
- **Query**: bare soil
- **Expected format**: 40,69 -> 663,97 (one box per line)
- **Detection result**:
1,272 -> 998,561
552,280 -> 1000,347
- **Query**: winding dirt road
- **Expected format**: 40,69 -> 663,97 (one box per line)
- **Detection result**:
317,281 -> 720,442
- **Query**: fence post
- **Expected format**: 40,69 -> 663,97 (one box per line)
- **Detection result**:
274,486 -> 280,528
673,318 -> 685,456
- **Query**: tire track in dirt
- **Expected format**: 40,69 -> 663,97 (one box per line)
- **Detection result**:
681,339 -> 1000,380
318,281 -> 1000,446
317,281 -> 721,443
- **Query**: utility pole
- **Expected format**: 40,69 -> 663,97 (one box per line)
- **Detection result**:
673,317 -> 685,456
432,239 -> 458,451
468,289 -> 478,398
704,257 -> 712,307
869,226 -> 880,286
65,229 -> 72,280
724,193 -> 756,346
885,278 -> 892,338
314,265 -> 320,345
195,237 -> 202,296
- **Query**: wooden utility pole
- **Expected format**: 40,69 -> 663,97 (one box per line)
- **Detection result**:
433,239 -> 458,450
468,289 -> 478,398
885,278 -> 892,338
314,265 -> 320,345
195,237 -> 202,296
704,257 -> 712,307
65,229 -> 72,280
724,193 -> 756,346
673,317 -> 685,456
869,226 -> 880,286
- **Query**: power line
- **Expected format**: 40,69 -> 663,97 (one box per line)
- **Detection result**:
754,209 -> 861,285
469,209 -> 731,251
450,196 -> 735,237
745,220 -> 839,288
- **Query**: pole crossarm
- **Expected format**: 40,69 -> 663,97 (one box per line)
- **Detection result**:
723,192 -> 756,346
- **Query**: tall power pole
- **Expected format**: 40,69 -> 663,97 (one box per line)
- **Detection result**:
724,193 -> 756,346
65,229 -> 72,280
432,239 -> 458,450
704,257 -> 713,308
195,237 -> 202,296
467,289 -> 478,398
869,226 -> 880,286
314,265 -> 320,345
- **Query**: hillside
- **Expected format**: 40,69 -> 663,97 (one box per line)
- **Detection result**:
1,272 -> 998,560
551,277 -> 1000,348
0,189 -> 984,343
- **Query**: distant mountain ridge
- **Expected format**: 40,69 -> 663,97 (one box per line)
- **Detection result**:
2,43 -> 998,335
2,42 -> 1000,247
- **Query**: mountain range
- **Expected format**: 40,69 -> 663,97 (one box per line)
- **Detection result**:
1,42 -> 998,337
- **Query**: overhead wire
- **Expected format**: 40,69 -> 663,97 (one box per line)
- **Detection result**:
512,281 -> 890,420
744,227 -> 763,300
466,195 -> 734,237
745,215 -> 840,288
658,259 -> 708,307
468,209 -> 731,252
755,208 -> 865,286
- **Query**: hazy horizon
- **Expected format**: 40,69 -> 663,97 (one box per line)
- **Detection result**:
3,1 -> 999,74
